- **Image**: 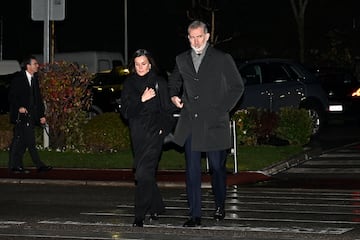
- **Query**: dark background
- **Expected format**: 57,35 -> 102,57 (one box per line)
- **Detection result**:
1,0 -> 360,71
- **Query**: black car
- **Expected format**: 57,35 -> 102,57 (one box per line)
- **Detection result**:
236,58 -> 330,135
311,67 -> 360,122
88,66 -> 129,118
0,72 -> 18,115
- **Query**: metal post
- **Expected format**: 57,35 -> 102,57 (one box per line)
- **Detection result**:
43,0 -> 50,148
43,123 -> 49,148
231,120 -> 238,173
124,0 -> 128,65
0,16 -> 3,61
43,0 -> 50,64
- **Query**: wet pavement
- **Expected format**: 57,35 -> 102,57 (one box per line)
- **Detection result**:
0,182 -> 360,240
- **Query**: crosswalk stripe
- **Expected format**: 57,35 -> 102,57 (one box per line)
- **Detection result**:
320,153 -> 360,158
37,220 -> 353,235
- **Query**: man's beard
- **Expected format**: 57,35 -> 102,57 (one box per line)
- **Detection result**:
191,43 -> 207,54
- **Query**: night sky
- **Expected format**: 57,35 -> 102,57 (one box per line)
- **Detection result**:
1,0 -> 360,71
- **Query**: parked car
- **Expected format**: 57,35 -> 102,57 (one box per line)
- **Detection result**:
236,58 -> 330,135
311,67 -> 360,122
88,66 -> 129,118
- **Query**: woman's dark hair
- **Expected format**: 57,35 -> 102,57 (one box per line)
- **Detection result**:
128,49 -> 158,74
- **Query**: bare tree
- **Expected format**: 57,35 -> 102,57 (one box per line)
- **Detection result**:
290,0 -> 309,63
186,0 -> 232,46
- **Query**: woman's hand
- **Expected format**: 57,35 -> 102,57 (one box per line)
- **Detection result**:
141,87 -> 156,102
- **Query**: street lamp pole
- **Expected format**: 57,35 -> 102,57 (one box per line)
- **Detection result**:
124,0 -> 128,65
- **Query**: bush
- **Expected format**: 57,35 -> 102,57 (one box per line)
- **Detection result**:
232,108 -> 258,146
0,114 -> 12,150
255,109 -> 279,144
38,61 -> 93,149
232,107 -> 312,146
232,108 -> 279,146
82,112 -> 131,152
275,107 -> 312,145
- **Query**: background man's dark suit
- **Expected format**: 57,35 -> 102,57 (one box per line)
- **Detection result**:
9,71 -> 45,125
8,68 -> 47,172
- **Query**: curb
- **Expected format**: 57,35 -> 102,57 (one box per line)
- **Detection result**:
0,168 -> 270,187
261,146 -> 323,176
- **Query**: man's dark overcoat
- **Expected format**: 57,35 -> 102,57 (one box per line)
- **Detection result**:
8,71 -> 45,125
168,46 -> 244,151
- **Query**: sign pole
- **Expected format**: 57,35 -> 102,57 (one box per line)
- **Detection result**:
43,0 -> 50,65
32,0 -> 65,148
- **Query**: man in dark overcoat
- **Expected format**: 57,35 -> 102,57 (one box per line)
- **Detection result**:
8,55 -> 52,173
168,20 -> 244,227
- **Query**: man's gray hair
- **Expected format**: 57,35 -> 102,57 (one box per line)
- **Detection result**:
188,20 -> 208,34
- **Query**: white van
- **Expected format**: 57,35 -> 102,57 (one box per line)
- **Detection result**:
0,60 -> 21,114
0,60 -> 21,75
35,51 -> 124,74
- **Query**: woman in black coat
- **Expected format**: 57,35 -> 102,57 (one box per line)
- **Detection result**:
121,49 -> 175,227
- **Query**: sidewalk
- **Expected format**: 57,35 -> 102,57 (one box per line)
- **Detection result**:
0,144 -> 323,187
2,134 -> 333,188
0,167 -> 270,187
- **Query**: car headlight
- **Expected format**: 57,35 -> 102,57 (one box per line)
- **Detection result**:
351,88 -> 360,97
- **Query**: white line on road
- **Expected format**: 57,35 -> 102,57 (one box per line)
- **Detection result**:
320,153 -> 360,158
80,210 -> 360,225
0,233 -> 119,239
37,220 -> 353,235
0,221 -> 26,225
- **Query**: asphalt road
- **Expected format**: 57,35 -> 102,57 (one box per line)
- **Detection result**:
1,183 -> 360,240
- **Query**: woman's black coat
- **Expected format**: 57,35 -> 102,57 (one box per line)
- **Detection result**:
121,70 -> 175,163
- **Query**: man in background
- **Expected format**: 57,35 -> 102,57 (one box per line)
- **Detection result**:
8,55 -> 52,173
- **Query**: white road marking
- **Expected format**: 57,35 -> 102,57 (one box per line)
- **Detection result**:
0,233 -> 117,239
285,167 -> 360,173
304,160 -> 360,165
0,221 -> 26,225
37,220 -> 353,235
0,233 -> 140,239
320,153 -> 360,158
81,210 -> 360,225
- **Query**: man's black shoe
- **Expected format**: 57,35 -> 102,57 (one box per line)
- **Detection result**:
132,219 -> 144,227
11,167 -> 30,174
183,217 -> 201,227
213,207 -> 225,221
149,213 -> 159,222
37,165 -> 53,173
